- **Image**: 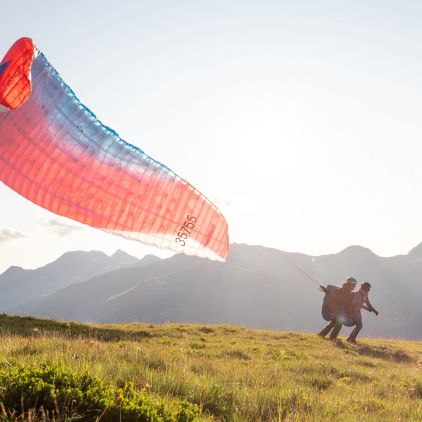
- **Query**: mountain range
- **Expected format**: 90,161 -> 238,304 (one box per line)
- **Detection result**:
2,243 -> 421,339
0,250 -> 159,310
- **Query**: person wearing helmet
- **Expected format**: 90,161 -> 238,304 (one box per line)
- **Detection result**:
346,282 -> 379,344
317,277 -> 357,340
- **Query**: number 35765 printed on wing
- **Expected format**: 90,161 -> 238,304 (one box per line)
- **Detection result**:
175,215 -> 197,246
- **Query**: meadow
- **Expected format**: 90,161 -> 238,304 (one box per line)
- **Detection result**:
0,314 -> 420,421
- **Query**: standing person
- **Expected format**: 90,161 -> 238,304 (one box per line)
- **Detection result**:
346,282 -> 379,344
317,277 -> 357,340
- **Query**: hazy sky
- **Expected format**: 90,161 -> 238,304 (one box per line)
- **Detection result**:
1,1 -> 422,272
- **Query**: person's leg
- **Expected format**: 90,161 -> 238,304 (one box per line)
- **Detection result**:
318,320 -> 335,337
347,312 -> 362,342
329,321 -> 342,340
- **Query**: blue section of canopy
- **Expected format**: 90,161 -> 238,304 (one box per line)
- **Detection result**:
0,60 -> 11,76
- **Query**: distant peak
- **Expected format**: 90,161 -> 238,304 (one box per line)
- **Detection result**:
2,265 -> 25,275
338,245 -> 376,257
57,250 -> 108,261
111,250 -> 140,266
142,254 -> 160,260
0,265 -> 26,283
111,249 -> 130,259
138,254 -> 162,266
408,242 -> 422,257
60,250 -> 106,257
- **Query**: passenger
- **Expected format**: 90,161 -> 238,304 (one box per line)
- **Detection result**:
346,282 -> 379,344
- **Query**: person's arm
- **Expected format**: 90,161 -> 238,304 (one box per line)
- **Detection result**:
365,297 -> 379,315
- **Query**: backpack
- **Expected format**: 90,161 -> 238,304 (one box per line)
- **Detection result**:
321,285 -> 355,327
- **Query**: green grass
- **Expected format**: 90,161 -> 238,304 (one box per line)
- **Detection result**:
0,314 -> 421,421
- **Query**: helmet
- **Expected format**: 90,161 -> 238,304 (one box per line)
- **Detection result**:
345,277 -> 357,285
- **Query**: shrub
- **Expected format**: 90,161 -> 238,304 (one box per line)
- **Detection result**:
0,363 -> 200,421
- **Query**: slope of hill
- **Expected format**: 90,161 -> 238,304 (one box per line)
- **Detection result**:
0,314 -> 421,421
10,243 -> 422,339
0,250 -> 151,311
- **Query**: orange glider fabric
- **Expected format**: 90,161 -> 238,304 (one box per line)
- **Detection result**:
0,38 -> 229,261
0,37 -> 34,110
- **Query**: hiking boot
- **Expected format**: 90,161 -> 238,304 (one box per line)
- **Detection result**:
347,338 -> 357,344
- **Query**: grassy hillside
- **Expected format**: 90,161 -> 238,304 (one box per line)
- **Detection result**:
0,314 -> 420,421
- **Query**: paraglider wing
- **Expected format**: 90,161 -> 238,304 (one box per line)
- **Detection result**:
0,38 -> 229,260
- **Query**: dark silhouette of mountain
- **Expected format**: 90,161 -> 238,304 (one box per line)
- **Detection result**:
9,243 -> 422,339
0,250 -> 151,311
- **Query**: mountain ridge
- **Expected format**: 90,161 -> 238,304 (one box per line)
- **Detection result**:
0,250 -> 147,311
6,243 -> 422,339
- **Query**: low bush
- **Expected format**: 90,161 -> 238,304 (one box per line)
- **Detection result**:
0,363 -> 200,421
